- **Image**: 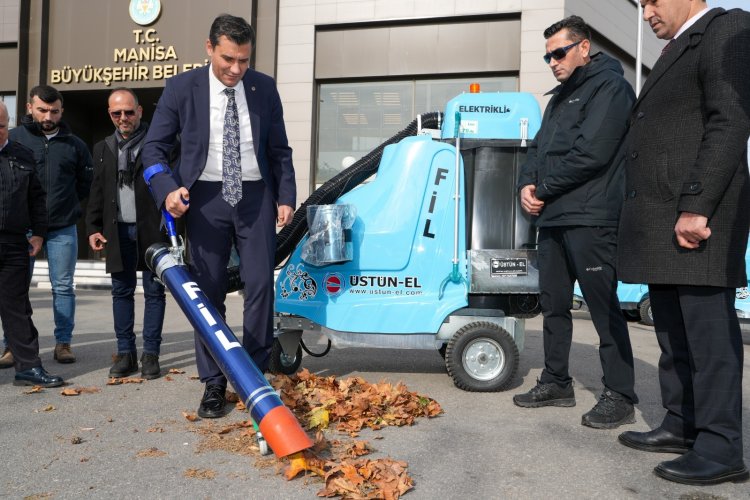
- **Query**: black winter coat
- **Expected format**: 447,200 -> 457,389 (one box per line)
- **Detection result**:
9,115 -> 92,230
517,52 -> 635,227
86,129 -> 170,273
0,141 -> 47,243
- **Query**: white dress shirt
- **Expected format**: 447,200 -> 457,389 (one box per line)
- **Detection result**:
672,6 -> 710,40
200,66 -> 261,182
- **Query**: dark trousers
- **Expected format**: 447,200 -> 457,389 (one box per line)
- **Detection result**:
0,241 -> 41,371
538,226 -> 637,402
649,284 -> 744,466
111,223 -> 166,355
187,181 -> 276,387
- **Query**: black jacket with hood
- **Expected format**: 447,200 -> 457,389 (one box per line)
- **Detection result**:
9,115 -> 93,230
517,51 -> 635,227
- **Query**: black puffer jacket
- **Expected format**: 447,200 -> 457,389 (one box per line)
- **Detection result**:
9,115 -> 92,230
0,141 -> 47,243
517,52 -> 635,227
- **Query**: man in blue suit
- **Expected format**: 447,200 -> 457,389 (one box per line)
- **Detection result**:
141,14 -> 296,418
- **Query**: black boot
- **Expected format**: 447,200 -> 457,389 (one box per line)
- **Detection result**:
141,353 -> 161,380
109,351 -> 138,378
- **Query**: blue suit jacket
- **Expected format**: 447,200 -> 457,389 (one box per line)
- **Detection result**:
142,65 -> 296,209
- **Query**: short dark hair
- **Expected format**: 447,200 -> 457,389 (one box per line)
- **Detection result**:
29,85 -> 63,106
109,87 -> 139,106
209,14 -> 255,47
544,15 -> 592,41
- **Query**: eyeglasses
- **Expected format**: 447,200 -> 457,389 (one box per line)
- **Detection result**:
109,109 -> 136,118
543,41 -> 582,64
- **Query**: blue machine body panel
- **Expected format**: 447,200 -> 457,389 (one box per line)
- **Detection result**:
441,92 -> 542,140
275,135 -> 468,334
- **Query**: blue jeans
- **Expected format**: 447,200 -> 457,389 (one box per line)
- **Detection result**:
33,224 -> 78,344
111,223 -> 165,355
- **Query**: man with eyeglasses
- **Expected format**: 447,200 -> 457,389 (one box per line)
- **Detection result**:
514,16 -> 638,430
8,85 -> 92,366
86,87 -> 173,380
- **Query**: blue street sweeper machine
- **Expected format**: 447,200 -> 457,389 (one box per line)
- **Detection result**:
264,86 -> 543,392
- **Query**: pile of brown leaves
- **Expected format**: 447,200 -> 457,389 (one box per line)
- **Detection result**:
188,371 -> 441,498
270,369 -> 442,433
283,447 -> 414,499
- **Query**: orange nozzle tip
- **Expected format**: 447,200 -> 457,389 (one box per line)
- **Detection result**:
259,406 -> 314,458
469,83 -> 480,93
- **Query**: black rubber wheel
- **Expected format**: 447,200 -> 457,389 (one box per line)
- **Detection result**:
268,338 -> 303,375
445,321 -> 519,392
639,298 -> 654,326
622,309 -> 641,322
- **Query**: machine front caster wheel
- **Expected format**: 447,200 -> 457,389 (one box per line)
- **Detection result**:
445,321 -> 519,392
269,338 -> 303,375
257,431 -> 270,455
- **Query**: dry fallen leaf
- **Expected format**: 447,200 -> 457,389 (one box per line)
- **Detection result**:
147,427 -> 164,433
71,436 -> 83,444
135,447 -> 167,458
23,385 -> 44,394
225,391 -> 239,403
283,451 -> 326,480
168,368 -> 186,374
182,412 -> 199,422
61,388 -> 81,396
184,468 -> 216,480
164,375 -> 173,382
35,405 -> 56,413
107,377 -> 145,385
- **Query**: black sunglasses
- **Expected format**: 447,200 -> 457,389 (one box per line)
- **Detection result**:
109,109 -> 136,118
543,40 -> 582,64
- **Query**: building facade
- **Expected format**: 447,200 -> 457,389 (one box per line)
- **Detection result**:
0,0 -> 662,263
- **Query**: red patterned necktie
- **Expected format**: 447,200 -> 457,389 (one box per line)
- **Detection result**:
661,39 -> 674,57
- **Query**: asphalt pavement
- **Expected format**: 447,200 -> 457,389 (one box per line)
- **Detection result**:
1,288 -> 748,499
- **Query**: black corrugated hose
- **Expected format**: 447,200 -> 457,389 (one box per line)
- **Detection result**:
226,111 -> 443,293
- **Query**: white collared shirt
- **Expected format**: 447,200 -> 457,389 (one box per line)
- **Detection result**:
672,6 -> 710,40
201,66 -> 261,182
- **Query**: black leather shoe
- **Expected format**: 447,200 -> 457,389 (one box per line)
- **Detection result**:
197,384 -> 226,419
13,366 -> 64,388
654,451 -> 749,485
619,427 -> 695,454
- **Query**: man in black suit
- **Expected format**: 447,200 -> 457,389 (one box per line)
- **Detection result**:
142,14 -> 296,418
617,0 -> 750,485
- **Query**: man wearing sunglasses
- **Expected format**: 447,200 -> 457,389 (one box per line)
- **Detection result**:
514,16 -> 637,430
617,0 -> 750,485
86,88 -> 174,380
